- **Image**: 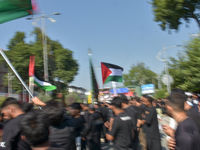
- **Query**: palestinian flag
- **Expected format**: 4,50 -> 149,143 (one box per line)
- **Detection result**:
0,0 -> 37,24
29,56 -> 56,91
101,62 -> 123,84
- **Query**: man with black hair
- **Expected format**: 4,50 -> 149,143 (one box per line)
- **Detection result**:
0,97 -> 31,150
142,96 -> 161,150
166,92 -> 200,150
120,94 -> 138,150
82,104 -> 102,150
106,97 -> 133,150
20,109 -> 64,150
32,97 -> 85,150
19,102 -> 33,113
192,93 -> 200,112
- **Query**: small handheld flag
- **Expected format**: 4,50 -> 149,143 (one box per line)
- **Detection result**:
101,62 -> 123,84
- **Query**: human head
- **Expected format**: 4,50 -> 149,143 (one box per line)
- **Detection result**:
69,103 -> 82,117
152,100 -> 157,107
142,95 -> 153,107
88,104 -> 95,113
192,93 -> 198,99
20,110 -> 49,147
110,97 -> 123,115
81,103 -> 89,111
166,92 -> 187,116
19,102 -> 33,113
184,100 -> 193,111
43,100 -> 65,126
119,94 -> 129,108
1,97 -> 22,120
135,97 -> 141,107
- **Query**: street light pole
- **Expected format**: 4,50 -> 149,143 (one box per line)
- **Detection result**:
27,12 -> 60,82
156,45 -> 182,93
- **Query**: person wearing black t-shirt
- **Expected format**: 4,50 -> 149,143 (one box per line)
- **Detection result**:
32,97 -> 85,150
82,104 -> 102,150
106,97 -> 133,150
0,98 -> 31,150
166,92 -> 200,150
185,100 -> 200,133
120,94 -> 138,150
20,109 -> 64,150
142,96 -> 161,150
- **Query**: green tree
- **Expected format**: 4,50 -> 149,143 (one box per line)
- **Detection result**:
154,88 -> 169,99
0,28 -> 78,93
169,37 -> 200,92
124,62 -> 157,86
149,0 -> 200,31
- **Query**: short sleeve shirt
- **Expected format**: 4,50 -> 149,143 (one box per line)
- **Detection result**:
175,118 -> 200,150
108,112 -> 133,150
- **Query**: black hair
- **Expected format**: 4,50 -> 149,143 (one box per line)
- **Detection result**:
168,92 -> 186,112
43,100 -> 65,126
171,88 -> 185,95
119,94 -> 129,104
82,103 -> 89,107
135,97 -> 141,103
111,97 -> 122,109
70,103 -> 82,110
1,97 -> 19,109
19,102 -> 33,113
20,109 -> 49,146
143,95 -> 154,103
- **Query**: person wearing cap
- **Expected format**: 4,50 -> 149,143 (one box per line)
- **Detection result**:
82,104 -> 102,150
106,97 -> 133,150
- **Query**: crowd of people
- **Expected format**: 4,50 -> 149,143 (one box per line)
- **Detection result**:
0,88 -> 199,150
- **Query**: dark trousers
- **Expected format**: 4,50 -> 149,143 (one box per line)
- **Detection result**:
132,130 -> 139,150
87,124 -> 102,150
146,137 -> 161,150
101,124 -> 108,143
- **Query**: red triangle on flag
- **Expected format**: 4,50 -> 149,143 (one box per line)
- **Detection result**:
101,62 -> 112,84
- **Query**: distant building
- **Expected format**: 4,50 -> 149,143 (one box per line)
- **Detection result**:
67,85 -> 87,100
0,62 -> 8,92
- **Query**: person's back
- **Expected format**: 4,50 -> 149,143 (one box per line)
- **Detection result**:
175,118 -> 200,150
111,112 -> 133,150
187,107 -> 200,133
0,97 -> 31,150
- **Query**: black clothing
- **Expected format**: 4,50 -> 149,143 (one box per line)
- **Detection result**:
175,118 -> 200,150
187,108 -> 200,133
108,112 -> 133,150
49,116 -> 84,150
192,99 -> 199,112
96,106 -> 109,122
144,106 -> 161,150
0,114 -> 31,150
83,110 -> 90,123
124,106 -> 137,131
108,110 -> 115,122
138,104 -> 146,120
82,112 -> 102,150
47,143 -> 65,150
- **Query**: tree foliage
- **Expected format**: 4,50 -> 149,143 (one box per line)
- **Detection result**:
124,62 -> 157,86
169,37 -> 200,92
154,88 -> 169,99
150,0 -> 200,31
0,28 -> 78,93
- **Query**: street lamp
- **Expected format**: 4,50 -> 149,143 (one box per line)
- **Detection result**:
156,45 -> 182,93
27,12 -> 60,82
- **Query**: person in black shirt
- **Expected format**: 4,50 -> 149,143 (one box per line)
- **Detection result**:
0,97 -> 31,150
166,91 -> 200,150
185,100 -> 200,133
120,94 -> 138,150
20,109 -> 64,150
106,97 -> 133,150
32,97 -> 84,150
82,104 -> 102,150
142,96 -> 161,150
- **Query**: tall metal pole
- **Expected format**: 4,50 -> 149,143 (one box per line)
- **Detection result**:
163,48 -> 171,93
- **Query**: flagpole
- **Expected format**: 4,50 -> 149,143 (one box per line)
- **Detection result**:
112,81 -> 118,96
88,49 -> 93,104
0,48 -> 42,109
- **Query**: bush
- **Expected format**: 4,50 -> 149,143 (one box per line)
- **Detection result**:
65,93 -> 83,105
154,88 -> 169,100
0,97 -> 6,107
